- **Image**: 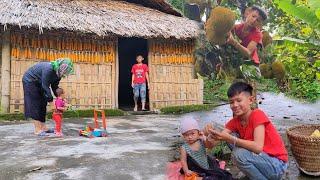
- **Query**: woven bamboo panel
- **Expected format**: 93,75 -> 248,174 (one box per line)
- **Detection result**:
10,31 -> 116,64
148,39 -> 203,110
9,31 -> 116,113
0,40 -> 2,97
149,40 -> 195,65
10,59 -> 114,113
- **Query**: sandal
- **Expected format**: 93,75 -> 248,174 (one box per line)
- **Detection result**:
45,128 -> 55,133
37,131 -> 49,137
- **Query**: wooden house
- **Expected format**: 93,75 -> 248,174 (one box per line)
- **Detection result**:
0,0 -> 202,113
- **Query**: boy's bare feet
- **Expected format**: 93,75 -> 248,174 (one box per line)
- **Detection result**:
133,106 -> 138,111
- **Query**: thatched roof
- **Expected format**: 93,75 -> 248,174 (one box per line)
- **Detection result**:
0,0 -> 200,39
124,0 -> 183,17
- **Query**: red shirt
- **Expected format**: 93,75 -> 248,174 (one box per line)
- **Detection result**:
225,109 -> 288,162
131,64 -> 148,84
234,23 -> 262,64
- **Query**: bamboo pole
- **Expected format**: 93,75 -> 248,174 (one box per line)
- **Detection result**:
1,30 -> 11,113
114,39 -> 119,108
148,40 -> 153,111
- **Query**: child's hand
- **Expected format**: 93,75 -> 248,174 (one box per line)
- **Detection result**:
203,123 -> 215,136
199,131 -> 207,141
208,129 -> 229,141
131,82 -> 135,88
226,32 -> 236,45
185,170 -> 194,176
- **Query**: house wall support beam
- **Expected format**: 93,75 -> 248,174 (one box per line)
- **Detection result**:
1,30 -> 11,113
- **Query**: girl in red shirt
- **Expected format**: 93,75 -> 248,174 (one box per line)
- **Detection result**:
204,82 -> 288,179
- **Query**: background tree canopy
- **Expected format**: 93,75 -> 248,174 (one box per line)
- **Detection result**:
168,0 -> 320,102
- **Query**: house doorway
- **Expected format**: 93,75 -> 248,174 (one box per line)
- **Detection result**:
118,38 -> 149,111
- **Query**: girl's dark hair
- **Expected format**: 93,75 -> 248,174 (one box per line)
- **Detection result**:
56,88 -> 64,96
251,6 -> 268,21
227,82 -> 253,98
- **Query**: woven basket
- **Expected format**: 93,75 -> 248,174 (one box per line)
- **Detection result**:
287,125 -> 320,174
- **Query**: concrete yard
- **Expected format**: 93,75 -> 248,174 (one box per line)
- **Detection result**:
0,92 -> 319,180
0,115 -> 180,180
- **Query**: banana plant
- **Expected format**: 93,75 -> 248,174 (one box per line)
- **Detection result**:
274,0 -> 320,30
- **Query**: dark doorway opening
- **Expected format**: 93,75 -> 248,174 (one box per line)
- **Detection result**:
118,38 -> 149,111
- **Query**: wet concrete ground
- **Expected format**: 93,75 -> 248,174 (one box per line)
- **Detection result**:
0,115 -> 179,180
0,92 -> 319,180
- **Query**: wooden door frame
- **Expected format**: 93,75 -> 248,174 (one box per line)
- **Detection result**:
114,38 -> 119,108
147,39 -> 153,111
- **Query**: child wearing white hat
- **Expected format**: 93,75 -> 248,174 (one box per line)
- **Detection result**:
179,116 -> 215,177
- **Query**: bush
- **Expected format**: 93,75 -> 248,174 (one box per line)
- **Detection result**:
204,78 -> 230,103
160,104 -> 218,114
288,80 -> 320,102
0,113 -> 25,121
257,78 -> 280,93
0,109 -> 125,121
274,40 -> 320,102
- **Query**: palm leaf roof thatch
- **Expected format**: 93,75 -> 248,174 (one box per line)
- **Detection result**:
0,0 -> 200,39
124,0 -> 183,17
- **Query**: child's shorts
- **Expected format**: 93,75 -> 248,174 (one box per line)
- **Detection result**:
133,83 -> 146,102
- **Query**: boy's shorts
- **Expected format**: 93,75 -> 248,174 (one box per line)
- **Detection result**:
133,83 -> 146,102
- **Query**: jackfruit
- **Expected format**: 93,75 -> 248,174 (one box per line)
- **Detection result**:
311,129 -> 320,137
271,61 -> 285,81
259,63 -> 273,79
206,30 -> 229,45
205,6 -> 236,45
262,31 -> 272,47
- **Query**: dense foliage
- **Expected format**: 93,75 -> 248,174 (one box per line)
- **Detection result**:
169,0 -> 320,102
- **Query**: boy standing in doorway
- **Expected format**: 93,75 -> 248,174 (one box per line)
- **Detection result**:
131,55 -> 149,111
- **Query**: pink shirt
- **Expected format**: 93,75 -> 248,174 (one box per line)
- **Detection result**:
54,97 -> 65,113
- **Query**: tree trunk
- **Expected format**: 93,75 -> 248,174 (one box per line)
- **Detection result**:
1,30 -> 11,113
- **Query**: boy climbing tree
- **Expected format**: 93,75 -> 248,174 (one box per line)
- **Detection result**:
227,6 -> 268,107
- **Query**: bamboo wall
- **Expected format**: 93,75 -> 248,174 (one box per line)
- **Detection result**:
0,37 -> 2,98
148,40 -> 203,109
9,31 -> 116,113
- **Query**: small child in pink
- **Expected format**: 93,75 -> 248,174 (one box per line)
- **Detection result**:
52,88 -> 67,137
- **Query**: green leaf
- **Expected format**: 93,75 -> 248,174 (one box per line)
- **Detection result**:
316,72 -> 320,80
274,0 -> 320,29
308,0 -> 320,11
314,60 -> 320,68
316,9 -> 320,19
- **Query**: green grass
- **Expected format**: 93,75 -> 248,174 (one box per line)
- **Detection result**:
203,78 -> 231,103
209,141 -> 230,159
0,109 -> 125,121
0,113 -> 25,121
257,78 -> 280,93
204,78 -> 281,104
160,104 -> 218,114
